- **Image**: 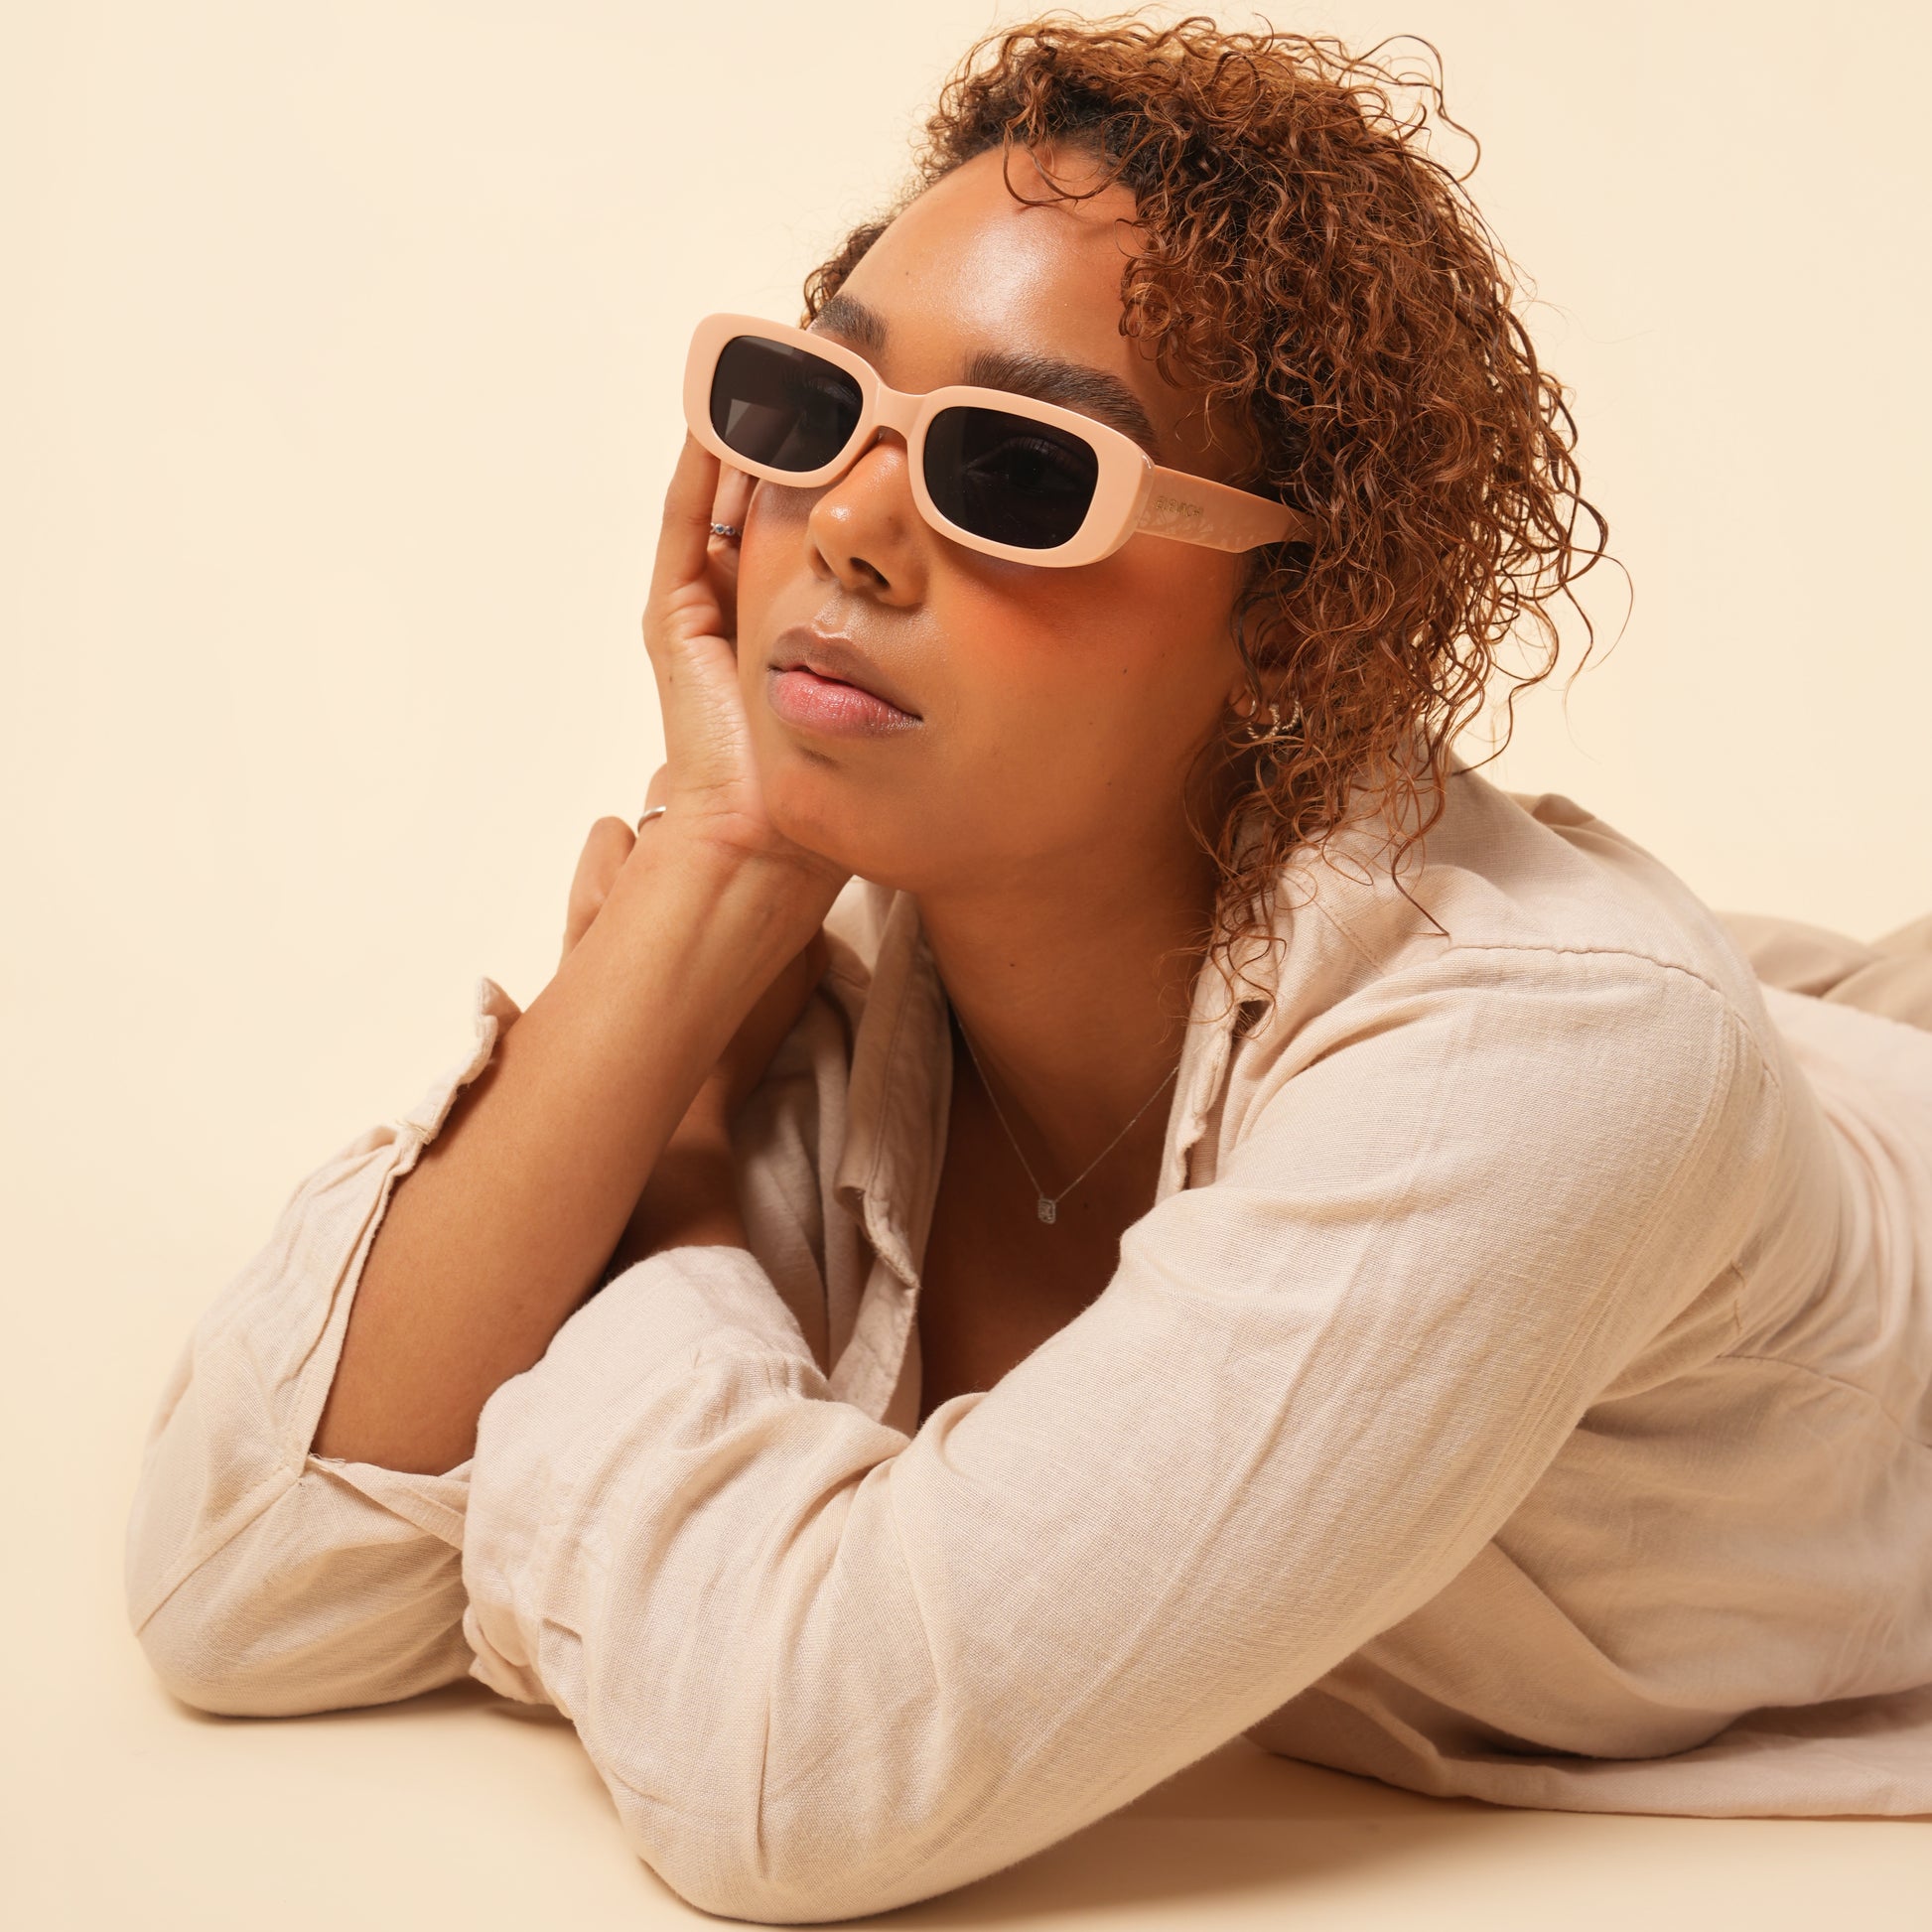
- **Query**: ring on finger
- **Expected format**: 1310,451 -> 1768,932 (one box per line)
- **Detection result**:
635,804 -> 669,834
709,521 -> 743,541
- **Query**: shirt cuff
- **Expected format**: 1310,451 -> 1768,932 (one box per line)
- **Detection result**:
399,974 -> 522,1144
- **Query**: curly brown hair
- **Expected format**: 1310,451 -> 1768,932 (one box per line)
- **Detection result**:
799,10 -> 1613,1018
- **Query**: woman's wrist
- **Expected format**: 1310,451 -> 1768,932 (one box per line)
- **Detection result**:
575,817 -> 834,1036
621,808 -> 846,943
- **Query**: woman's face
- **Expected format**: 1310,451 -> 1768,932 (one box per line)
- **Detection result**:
733,143 -> 1258,900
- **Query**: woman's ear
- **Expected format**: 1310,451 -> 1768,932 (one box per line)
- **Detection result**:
1225,656 -> 1306,740
1225,661 -> 1292,719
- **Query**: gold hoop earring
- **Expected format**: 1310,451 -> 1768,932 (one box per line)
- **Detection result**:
1231,692 -> 1302,747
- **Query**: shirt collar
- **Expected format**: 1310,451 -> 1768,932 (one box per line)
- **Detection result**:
829,888 -> 953,1291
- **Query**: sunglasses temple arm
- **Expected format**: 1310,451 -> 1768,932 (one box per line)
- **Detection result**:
1133,465 -> 1314,552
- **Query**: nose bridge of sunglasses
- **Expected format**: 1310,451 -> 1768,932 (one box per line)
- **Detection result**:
820,371 -> 937,488
865,379 -> 926,444
806,415 -> 918,506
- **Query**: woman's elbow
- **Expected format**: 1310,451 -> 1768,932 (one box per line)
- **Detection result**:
605,1763 -> 972,1925
134,1574 -> 324,1718
130,1492 -> 472,1718
641,1833 -> 938,1927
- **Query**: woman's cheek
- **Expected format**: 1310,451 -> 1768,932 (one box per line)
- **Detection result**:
942,613 -> 1091,753
951,625 -> 1131,819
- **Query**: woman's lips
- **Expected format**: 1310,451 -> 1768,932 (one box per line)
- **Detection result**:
766,665 -> 921,739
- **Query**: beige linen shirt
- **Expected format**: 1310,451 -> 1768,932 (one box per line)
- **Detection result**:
125,749 -> 1932,1924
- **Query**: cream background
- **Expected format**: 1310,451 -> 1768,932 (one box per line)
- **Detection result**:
5,2 -> 1928,1925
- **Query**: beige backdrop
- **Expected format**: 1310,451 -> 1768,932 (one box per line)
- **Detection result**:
6,3 -> 1928,1926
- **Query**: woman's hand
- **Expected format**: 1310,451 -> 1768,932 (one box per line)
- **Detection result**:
549,438 -> 847,1283
642,434 -> 851,897
560,436 -> 852,1110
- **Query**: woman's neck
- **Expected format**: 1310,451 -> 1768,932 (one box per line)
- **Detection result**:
914,836 -> 1223,1182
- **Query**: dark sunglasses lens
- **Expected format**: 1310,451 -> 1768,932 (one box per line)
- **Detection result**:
710,335 -> 863,473
922,407 -> 1099,550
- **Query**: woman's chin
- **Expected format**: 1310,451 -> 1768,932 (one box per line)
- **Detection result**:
763,793 -> 899,891
754,742 -> 956,897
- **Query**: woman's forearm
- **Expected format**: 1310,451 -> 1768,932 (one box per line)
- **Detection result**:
311,828 -> 822,1476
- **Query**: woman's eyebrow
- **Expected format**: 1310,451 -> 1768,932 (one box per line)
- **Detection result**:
811,293 -> 887,355
808,294 -> 1161,458
962,348 -> 1161,458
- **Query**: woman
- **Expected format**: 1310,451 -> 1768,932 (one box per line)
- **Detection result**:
125,15 -> 1932,1922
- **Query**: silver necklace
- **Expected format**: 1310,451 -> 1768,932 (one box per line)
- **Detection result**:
949,1005 -> 1179,1225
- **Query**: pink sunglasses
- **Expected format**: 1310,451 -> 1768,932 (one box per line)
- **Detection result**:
682,313 -> 1313,568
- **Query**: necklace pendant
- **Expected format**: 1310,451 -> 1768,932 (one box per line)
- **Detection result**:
1036,1196 -> 1057,1225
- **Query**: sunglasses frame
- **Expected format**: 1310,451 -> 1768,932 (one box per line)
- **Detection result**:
682,312 -> 1314,568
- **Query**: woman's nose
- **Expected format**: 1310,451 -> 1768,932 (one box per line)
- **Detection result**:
807,430 -> 928,602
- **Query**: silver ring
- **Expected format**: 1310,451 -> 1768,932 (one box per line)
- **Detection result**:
634,804 -> 668,834
709,520 -> 743,541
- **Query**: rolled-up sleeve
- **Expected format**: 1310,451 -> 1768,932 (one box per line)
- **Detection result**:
457,947 -> 1784,1924
124,976 -> 520,1717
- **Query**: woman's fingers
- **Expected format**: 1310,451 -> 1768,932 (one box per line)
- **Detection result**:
643,433 -> 726,658
707,464 -> 756,638
561,815 -> 639,963
712,462 -> 755,532
633,438 -> 848,901
636,434 -> 774,832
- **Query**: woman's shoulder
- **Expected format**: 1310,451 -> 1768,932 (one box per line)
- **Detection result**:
1280,755 -> 1786,1056
1212,758 -> 1805,1188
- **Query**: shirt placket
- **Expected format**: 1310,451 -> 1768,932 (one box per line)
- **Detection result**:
823,893 -> 1252,1431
